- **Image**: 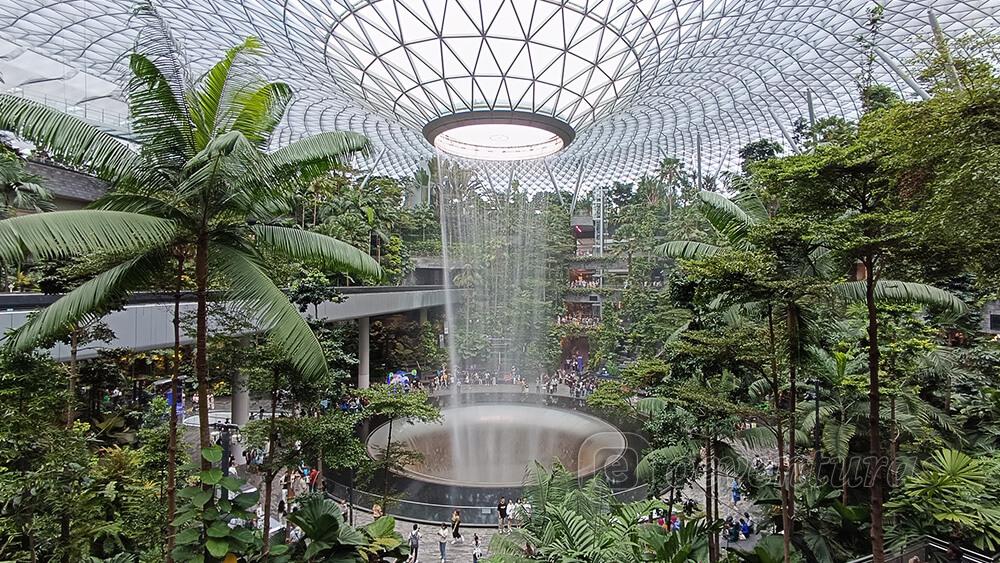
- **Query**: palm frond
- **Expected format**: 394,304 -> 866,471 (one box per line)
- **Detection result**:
823,421 -> 857,461
183,129 -> 255,173
748,376 -> 772,402
251,225 -> 381,279
212,245 -> 327,379
90,193 -> 189,224
698,190 -> 756,248
125,52 -> 193,167
832,280 -> 966,314
4,254 -> 160,352
231,82 -> 293,145
0,95 -> 138,183
635,396 -> 668,418
188,36 -> 263,148
655,240 -> 722,259
249,131 -> 370,183
0,211 -> 175,266
738,425 -> 779,450
733,190 -> 769,223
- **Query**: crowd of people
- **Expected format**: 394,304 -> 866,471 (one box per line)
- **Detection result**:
539,369 -> 599,400
568,278 -> 600,288
555,314 -> 600,327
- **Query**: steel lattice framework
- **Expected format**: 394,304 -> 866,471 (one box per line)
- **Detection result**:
0,0 -> 998,192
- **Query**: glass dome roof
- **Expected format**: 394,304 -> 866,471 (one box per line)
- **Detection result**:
0,0 -> 997,191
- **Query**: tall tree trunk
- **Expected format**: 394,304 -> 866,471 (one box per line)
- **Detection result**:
706,438 -> 718,563
166,255 -> 184,562
786,305 -> 798,523
713,443 -> 720,549
382,418 -> 394,507
865,256 -> 886,563
66,328 -> 78,427
60,512 -> 70,563
889,393 -> 898,488
195,232 -> 212,470
768,305 -> 792,563
262,367 -> 279,557
666,466 -> 676,522
841,457 -> 850,505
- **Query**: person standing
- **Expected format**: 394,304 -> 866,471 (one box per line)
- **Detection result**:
437,523 -> 449,562
451,509 -> 464,544
407,524 -> 421,563
308,467 -> 319,492
339,498 -> 349,522
472,533 -> 483,562
508,498 -> 520,530
496,496 -> 508,533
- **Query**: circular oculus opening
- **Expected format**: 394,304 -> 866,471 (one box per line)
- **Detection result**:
423,111 -> 575,162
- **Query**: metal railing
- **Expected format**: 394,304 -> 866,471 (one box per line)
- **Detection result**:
847,537 -> 1000,563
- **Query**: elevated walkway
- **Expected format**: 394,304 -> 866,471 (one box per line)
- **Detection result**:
0,286 -> 452,361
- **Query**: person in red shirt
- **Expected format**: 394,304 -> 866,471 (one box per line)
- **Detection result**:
308,468 -> 319,492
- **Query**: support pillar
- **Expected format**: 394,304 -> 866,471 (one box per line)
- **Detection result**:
231,368 -> 249,464
768,107 -> 801,154
875,47 -> 930,100
419,308 -> 429,325
358,316 -> 370,389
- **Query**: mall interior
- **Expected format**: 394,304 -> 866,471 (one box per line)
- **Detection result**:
1,1 -> 1000,562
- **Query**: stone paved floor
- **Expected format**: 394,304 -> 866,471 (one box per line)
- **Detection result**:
352,510 -> 498,562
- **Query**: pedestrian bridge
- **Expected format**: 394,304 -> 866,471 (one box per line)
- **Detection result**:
0,286 -> 453,362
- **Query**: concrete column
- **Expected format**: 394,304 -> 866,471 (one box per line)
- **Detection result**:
419,307 -> 429,325
358,316 -> 370,389
231,368 -> 249,464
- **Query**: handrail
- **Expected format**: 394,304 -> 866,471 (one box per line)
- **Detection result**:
846,536 -> 1000,563
0,285 -> 450,311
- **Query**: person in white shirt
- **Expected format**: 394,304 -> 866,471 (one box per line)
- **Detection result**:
437,523 -> 449,562
507,499 -> 520,530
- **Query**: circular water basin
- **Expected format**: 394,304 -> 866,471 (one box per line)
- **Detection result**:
366,403 -> 626,487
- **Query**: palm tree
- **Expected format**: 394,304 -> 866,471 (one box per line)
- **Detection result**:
0,150 -> 54,218
656,189 -> 966,563
488,463 -> 711,562
633,392 -> 754,563
0,10 -> 379,557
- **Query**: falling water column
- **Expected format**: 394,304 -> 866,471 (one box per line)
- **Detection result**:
358,316 -> 371,389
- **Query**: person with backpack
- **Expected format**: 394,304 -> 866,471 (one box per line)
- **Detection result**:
407,524 -> 421,563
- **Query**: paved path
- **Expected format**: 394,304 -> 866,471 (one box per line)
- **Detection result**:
353,510 -> 498,563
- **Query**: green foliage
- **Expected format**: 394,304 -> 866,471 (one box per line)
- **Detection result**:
485,464 -> 712,562
286,496 -> 409,562
738,139 -> 784,173
171,447 -> 259,562
0,35 -> 379,383
887,449 -> 1000,552
0,145 -> 53,218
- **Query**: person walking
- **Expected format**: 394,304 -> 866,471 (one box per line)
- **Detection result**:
407,524 -> 421,563
497,496 -> 508,533
437,523 -> 449,562
451,509 -> 464,544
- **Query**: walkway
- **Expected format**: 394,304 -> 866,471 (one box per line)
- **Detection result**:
0,286 -> 453,361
